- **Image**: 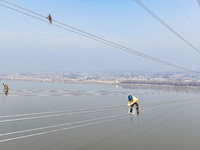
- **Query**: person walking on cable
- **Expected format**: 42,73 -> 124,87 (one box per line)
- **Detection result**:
46,14 -> 52,24
127,95 -> 139,115
3,83 -> 9,96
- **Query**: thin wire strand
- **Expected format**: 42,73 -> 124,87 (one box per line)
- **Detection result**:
171,0 -> 200,32
0,106 -> 127,123
141,97 -> 200,107
0,114 -> 126,137
1,97 -> 199,119
0,101 -> 194,138
0,105 -> 126,119
0,2 -> 197,72
0,115 -> 129,143
141,100 -> 199,116
197,0 -> 200,7
0,100 -> 198,143
1,89 -> 168,97
133,0 -> 200,53
0,97 -> 198,128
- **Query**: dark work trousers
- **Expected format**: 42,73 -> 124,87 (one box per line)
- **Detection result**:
130,103 -> 139,114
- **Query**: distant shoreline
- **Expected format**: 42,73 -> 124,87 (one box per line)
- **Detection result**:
1,76 -> 200,88
120,80 -> 200,87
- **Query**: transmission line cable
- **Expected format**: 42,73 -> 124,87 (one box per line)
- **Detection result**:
133,0 -> 200,53
0,115 -> 129,143
141,97 -> 200,107
197,0 -> 200,7
0,114 -> 126,138
0,100 -> 198,143
1,97 -> 199,119
0,106 -> 126,123
0,2 -> 197,72
0,97 -> 199,124
171,0 -> 200,32
0,105 -> 126,119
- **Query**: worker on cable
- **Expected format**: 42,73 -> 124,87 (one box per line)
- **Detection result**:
127,95 -> 139,115
46,14 -> 52,24
3,83 -> 9,96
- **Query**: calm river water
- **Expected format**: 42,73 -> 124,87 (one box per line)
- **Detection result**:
0,81 -> 200,150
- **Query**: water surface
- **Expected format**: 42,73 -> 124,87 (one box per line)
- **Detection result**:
0,81 -> 200,150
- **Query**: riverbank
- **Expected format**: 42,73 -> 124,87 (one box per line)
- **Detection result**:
1,72 -> 200,87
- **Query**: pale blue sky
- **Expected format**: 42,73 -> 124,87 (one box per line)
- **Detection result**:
0,0 -> 200,73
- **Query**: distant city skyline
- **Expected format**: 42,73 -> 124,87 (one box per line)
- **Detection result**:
1,71 -> 200,88
1,0 -> 200,73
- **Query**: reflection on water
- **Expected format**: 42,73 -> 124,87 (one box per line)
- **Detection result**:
0,81 -> 200,150
1,91 -> 7,104
121,84 -> 200,93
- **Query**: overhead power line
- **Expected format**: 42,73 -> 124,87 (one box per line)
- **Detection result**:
0,106 -> 126,123
0,97 -> 199,120
0,114 -> 129,143
0,105 -> 126,119
0,96 -> 199,124
133,0 -> 200,53
197,0 -> 200,7
0,1 -> 197,73
0,114 -> 127,138
0,100 -> 198,143
172,0 -> 200,32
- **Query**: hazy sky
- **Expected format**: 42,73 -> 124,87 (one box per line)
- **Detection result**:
1,0 -> 200,73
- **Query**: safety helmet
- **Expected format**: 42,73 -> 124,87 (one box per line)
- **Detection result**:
128,95 -> 132,100
3,83 -> 5,85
